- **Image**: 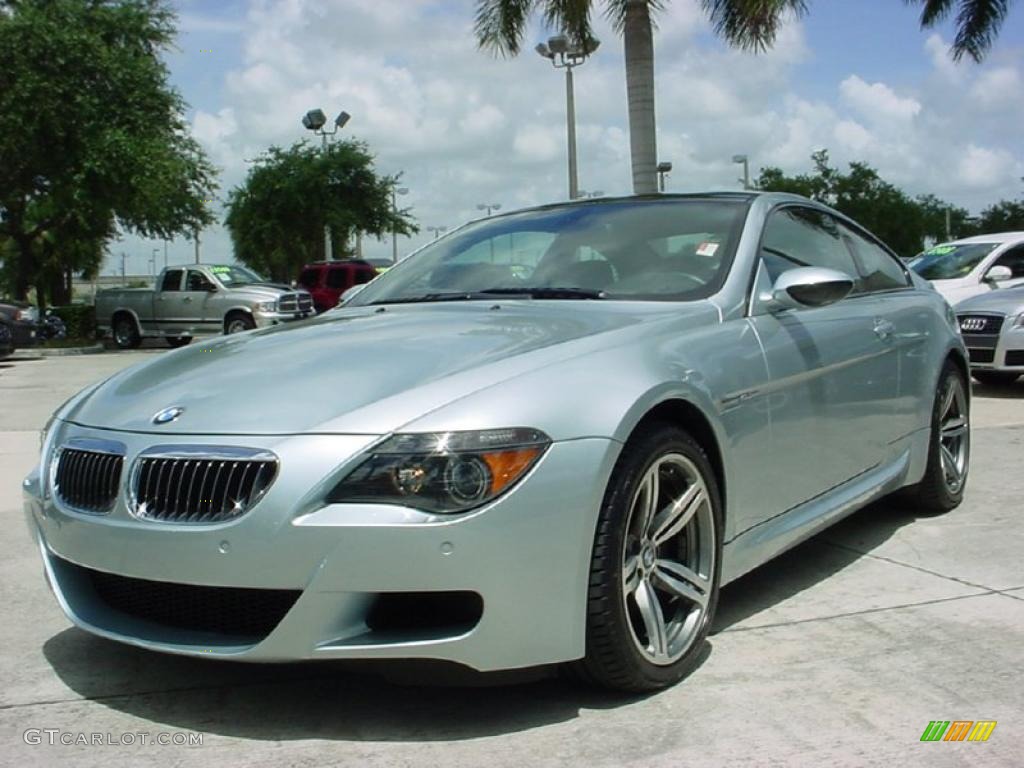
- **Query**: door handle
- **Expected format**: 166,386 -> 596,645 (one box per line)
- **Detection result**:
873,319 -> 895,340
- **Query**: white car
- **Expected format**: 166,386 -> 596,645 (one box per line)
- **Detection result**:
910,232 -> 1024,304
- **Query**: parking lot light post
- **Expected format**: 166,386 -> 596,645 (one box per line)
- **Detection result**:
302,109 -> 352,261
536,34 -> 599,201
656,161 -> 672,192
733,154 -> 751,190
427,225 -> 447,240
391,186 -> 409,264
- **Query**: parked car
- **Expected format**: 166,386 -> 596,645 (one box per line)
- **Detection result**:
955,284 -> 1024,386
0,317 -> 13,359
909,232 -> 1024,304
0,299 -> 39,348
96,264 -> 314,349
40,309 -> 67,341
297,260 -> 378,312
26,193 -> 969,693
365,258 -> 395,274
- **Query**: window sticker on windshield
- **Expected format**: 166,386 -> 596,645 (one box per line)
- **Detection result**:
210,266 -> 231,273
926,245 -> 955,256
696,242 -> 719,258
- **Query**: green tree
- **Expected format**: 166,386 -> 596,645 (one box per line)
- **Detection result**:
707,0 -> 1016,62
757,150 -> 946,256
915,193 -> 977,242
476,1 -> 1013,196
225,141 -> 417,283
975,198 -> 1024,232
0,0 -> 217,307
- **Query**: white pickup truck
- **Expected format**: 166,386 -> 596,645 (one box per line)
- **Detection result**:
96,264 -> 314,348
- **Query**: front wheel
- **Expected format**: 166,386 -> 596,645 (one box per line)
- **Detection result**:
574,423 -> 722,692
225,314 -> 255,335
906,362 -> 970,513
166,336 -> 192,348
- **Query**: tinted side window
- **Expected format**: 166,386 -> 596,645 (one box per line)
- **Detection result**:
841,226 -> 909,292
186,270 -> 215,291
160,270 -> 183,292
325,268 -> 350,290
298,269 -> 320,289
354,268 -> 376,285
993,246 -> 1024,278
760,207 -> 858,283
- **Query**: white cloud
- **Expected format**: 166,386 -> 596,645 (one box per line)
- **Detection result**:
958,144 -> 1018,189
925,34 -> 965,84
839,75 -> 921,123
970,66 -> 1023,109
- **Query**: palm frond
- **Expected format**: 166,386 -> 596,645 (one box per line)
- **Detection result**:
701,0 -> 808,52
603,0 -> 665,34
911,0 -> 1012,61
542,0 -> 596,45
909,0 -> 956,27
474,0 -> 538,56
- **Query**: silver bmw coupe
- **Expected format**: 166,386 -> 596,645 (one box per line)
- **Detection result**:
24,193 -> 970,692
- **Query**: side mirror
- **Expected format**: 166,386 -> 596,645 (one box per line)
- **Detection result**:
985,265 -> 1012,284
768,267 -> 854,311
339,283 -> 366,305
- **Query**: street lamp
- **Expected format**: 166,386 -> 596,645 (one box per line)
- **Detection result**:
150,248 -> 159,276
391,185 -> 409,264
536,34 -> 599,201
427,225 -> 447,240
732,154 -> 751,190
577,190 -> 605,199
656,161 -> 673,192
302,108 -> 352,260
477,203 -> 501,216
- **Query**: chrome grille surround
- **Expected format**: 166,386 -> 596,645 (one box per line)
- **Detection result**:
277,292 -> 313,313
50,437 -> 127,515
957,312 -> 1005,335
127,445 -> 278,524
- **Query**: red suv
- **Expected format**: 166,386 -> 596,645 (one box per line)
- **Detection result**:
297,260 -> 378,313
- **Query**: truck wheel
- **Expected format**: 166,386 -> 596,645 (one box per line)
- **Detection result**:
225,314 -> 255,335
166,336 -> 192,348
112,316 -> 141,350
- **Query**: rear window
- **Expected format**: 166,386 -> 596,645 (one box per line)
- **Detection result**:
325,268 -> 350,290
355,268 -> 376,285
298,269 -> 319,289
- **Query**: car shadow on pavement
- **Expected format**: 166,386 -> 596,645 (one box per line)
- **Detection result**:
43,629 -> 702,741
713,496 -> 928,633
970,380 -> 1023,399
40,498 -> 920,741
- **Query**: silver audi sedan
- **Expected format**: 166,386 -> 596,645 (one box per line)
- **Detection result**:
955,285 -> 1024,386
24,193 -> 969,692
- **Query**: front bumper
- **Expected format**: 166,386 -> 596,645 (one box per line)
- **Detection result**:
24,422 -> 619,671
961,324 -> 1024,372
253,309 -> 314,328
10,320 -> 38,348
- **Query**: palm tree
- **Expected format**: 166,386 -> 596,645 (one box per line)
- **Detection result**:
476,0 -> 1014,194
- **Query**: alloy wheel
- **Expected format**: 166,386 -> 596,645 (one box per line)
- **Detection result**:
621,453 -> 715,666
939,375 -> 969,494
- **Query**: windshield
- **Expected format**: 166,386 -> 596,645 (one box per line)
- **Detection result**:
910,243 -> 998,280
208,264 -> 267,286
348,199 -> 749,306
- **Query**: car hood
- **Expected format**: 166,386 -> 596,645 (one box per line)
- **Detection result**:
955,287 -> 1024,314
65,301 -> 715,435
226,284 -> 308,300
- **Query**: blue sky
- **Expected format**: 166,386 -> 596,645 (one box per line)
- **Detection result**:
109,0 -> 1024,273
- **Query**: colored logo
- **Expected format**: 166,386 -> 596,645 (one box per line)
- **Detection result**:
152,406 -> 185,425
920,720 -> 997,742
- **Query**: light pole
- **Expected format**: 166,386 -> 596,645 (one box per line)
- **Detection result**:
577,190 -> 605,199
163,239 -> 168,269
536,34 -> 599,201
427,225 -> 447,240
656,161 -> 673,192
732,154 -> 751,190
302,108 -> 352,260
477,203 -> 501,217
150,248 -> 159,276
391,185 -> 408,263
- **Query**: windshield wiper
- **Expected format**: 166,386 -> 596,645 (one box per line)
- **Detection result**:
367,286 -> 606,306
475,287 -> 606,300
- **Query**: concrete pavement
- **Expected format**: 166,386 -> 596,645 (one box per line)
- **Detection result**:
1,350 -> 1021,766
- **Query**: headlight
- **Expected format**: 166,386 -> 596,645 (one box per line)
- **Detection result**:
1015,313 -> 1024,328
255,300 -> 277,312
328,428 -> 551,514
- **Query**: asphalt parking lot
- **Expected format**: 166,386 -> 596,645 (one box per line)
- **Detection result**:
1,350 -> 1022,767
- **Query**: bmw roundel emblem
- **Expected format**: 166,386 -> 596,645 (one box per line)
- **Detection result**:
152,406 -> 185,425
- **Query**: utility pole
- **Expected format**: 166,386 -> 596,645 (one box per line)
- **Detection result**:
194,227 -> 200,264
945,208 -> 952,241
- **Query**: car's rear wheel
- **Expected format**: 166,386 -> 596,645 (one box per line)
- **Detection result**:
907,362 -> 970,513
166,336 -> 192,348
112,315 -> 141,349
574,423 -> 722,692
971,371 -> 1019,387
225,314 -> 255,334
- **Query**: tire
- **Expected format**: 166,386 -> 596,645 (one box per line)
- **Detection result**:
573,422 -> 722,692
166,336 -> 192,348
112,315 -> 141,350
971,371 -> 1019,387
225,314 -> 255,335
906,362 -> 970,513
